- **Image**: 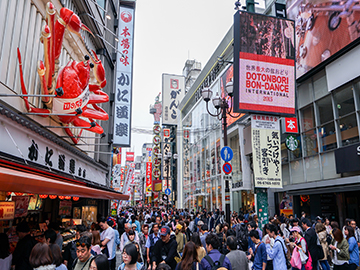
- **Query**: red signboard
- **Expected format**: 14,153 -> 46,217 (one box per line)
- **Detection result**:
126,152 -> 134,162
163,129 -> 170,138
146,162 -> 152,196
284,117 -> 298,133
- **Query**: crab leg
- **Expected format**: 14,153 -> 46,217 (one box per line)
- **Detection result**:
45,2 -> 56,89
90,50 -> 106,88
37,61 -> 49,103
64,128 -> 83,144
72,117 -> 105,135
17,48 -> 50,116
81,107 -> 109,120
40,25 -> 52,91
88,92 -> 109,104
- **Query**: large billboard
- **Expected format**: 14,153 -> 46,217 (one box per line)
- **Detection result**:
233,11 -> 296,116
287,0 -> 360,78
113,5 -> 135,146
162,74 -> 185,125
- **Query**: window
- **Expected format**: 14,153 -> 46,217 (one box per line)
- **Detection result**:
298,79 -> 313,108
302,106 -> 315,131
338,114 -> 359,146
316,96 -> 336,151
334,85 -> 355,117
301,106 -> 318,156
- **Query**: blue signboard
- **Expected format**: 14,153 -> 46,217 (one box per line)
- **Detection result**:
221,146 -> 233,162
165,188 -> 171,196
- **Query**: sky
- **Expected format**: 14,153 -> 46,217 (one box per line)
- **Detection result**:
128,0 -> 265,158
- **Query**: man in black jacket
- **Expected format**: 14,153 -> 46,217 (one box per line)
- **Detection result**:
302,218 -> 319,270
12,221 -> 37,270
151,226 -> 178,270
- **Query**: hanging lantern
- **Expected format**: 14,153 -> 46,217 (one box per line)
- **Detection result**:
39,194 -> 48,199
300,195 -> 310,202
73,197 -> 79,201
58,196 -> 65,200
65,196 -> 71,200
6,192 -> 11,196
14,192 -> 23,196
27,193 -> 34,196
49,195 -> 57,199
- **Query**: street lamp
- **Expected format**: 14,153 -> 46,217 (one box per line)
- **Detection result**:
201,80 -> 240,224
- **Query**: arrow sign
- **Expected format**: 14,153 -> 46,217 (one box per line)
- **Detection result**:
165,188 -> 171,195
221,147 -> 233,162
223,162 -> 232,175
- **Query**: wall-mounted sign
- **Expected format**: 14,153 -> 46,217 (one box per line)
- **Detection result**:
233,11 -> 295,116
0,201 -> 15,221
284,117 -> 298,133
153,135 -> 161,145
163,128 -> 170,138
335,142 -> 360,174
153,125 -> 161,135
162,74 -> 185,125
285,135 -> 299,151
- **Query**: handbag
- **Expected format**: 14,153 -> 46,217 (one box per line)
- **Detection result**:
275,239 -> 291,269
299,248 -> 309,264
290,248 -> 302,269
303,239 -> 313,270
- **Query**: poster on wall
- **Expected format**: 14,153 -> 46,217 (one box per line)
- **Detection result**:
233,11 -> 296,116
13,196 -> 30,218
251,115 -> 282,188
113,5 -> 135,147
279,191 -> 293,216
59,200 -> 72,216
287,0 -> 360,78
0,201 -> 15,221
162,74 -> 185,125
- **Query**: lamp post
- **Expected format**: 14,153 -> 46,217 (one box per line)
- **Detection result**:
164,151 -> 172,210
201,80 -> 240,224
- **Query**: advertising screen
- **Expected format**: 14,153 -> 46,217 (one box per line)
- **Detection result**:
287,0 -> 360,78
234,11 -> 296,116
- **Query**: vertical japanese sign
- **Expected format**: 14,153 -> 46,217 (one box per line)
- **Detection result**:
113,5 -> 135,146
251,115 -> 282,188
183,130 -> 190,179
146,162 -> 152,197
233,11 -> 295,116
162,74 -> 185,125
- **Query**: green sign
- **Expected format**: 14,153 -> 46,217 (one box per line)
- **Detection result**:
256,189 -> 268,229
111,209 -> 117,216
285,135 -> 298,151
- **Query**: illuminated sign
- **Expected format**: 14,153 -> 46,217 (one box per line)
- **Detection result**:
0,201 -> 15,220
233,11 -> 295,116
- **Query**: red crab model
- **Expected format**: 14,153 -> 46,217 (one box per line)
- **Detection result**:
17,2 -> 109,144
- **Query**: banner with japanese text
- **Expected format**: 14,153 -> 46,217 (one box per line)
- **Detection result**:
113,6 -> 135,146
251,115 -> 282,188
233,11 -> 295,116
162,74 -> 185,125
146,162 -> 152,197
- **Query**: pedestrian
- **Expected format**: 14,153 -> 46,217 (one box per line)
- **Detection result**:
145,223 -> 161,267
247,230 -> 266,270
151,226 -> 178,270
265,224 -> 287,270
139,224 -> 149,262
289,226 -> 307,270
118,243 -> 143,270
92,230 -> 102,255
191,232 -> 206,262
118,212 -> 126,237
226,235 -> 248,270
316,223 -> 330,270
175,224 -> 186,256
121,224 -> 140,253
329,228 -> 350,270
345,226 -> 359,270
29,242 -> 55,270
49,244 -> 67,270
89,254 -> 109,270
72,235 -> 94,270
349,220 -> 360,249
200,233 -> 232,270
262,224 -> 274,270
12,221 -> 37,270
199,225 -> 209,252
302,218 -> 320,270
175,242 -> 203,270
99,217 -> 116,269
0,233 -> 12,270
130,215 -> 141,234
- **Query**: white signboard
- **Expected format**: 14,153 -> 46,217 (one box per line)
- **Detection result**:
251,115 -> 282,188
113,6 -> 135,146
162,74 -> 185,125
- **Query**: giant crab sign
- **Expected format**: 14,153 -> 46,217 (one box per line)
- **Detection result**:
17,2 -> 109,144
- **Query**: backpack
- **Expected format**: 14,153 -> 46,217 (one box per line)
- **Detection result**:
235,223 -> 249,251
204,254 -> 228,270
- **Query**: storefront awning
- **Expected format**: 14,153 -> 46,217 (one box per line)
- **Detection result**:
0,167 -> 129,200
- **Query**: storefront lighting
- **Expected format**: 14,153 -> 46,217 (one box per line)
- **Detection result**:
73,197 -> 79,201
225,81 -> 234,97
39,194 -> 48,199
212,94 -> 222,109
49,195 -> 57,199
58,196 -> 65,200
6,192 -> 11,196
14,192 -> 23,196
201,88 -> 212,102
65,196 -> 71,200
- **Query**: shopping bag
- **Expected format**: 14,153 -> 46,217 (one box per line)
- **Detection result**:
304,252 -> 313,270
290,248 -> 302,269
299,248 -> 308,264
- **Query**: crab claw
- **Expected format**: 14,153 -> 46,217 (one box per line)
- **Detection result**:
60,8 -> 93,37
90,50 -> 106,89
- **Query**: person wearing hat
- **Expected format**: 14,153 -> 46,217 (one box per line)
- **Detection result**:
175,223 -> 187,256
289,226 -> 307,270
11,221 -> 37,270
151,226 -> 178,270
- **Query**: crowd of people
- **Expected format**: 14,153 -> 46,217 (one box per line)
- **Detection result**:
1,207 -> 360,270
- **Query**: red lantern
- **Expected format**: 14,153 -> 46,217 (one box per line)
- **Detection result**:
39,194 -> 48,199
14,192 -> 23,196
58,196 -> 65,200
300,195 -> 310,202
27,193 -> 34,196
49,195 -> 57,199
6,192 -> 11,196
65,196 -> 71,200
73,197 -> 79,201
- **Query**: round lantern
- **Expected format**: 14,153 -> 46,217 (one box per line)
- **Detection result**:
65,196 -> 71,200
72,197 -> 79,201
49,195 -> 57,199
14,192 -> 23,196
58,196 -> 65,200
6,192 -> 11,196
39,194 -> 48,199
